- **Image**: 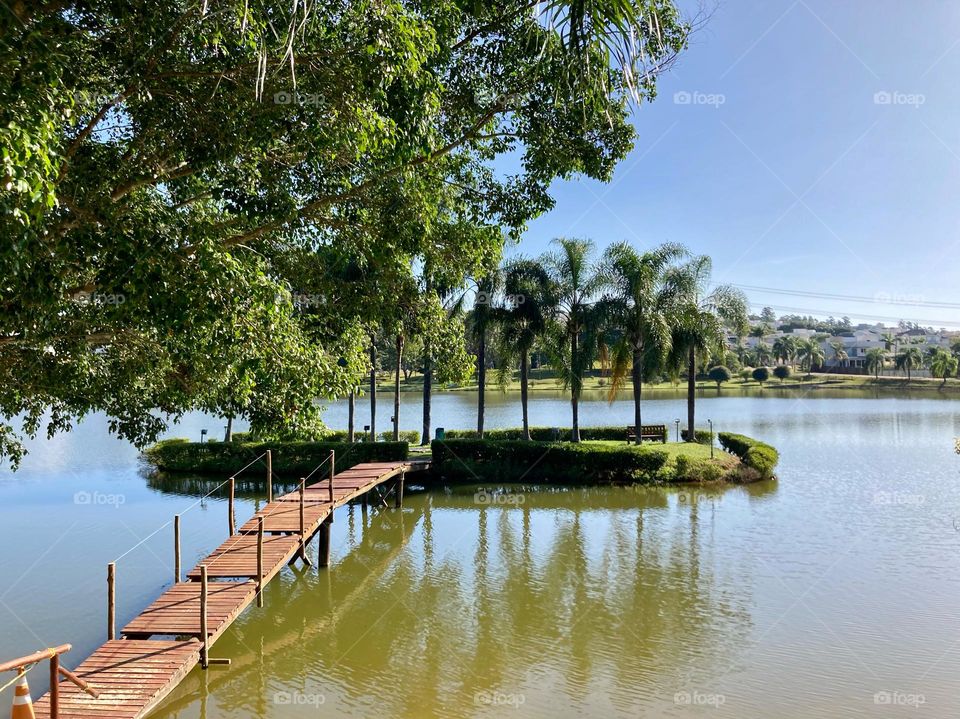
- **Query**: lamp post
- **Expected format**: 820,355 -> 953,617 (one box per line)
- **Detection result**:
674,419 -> 680,443
707,419 -> 714,458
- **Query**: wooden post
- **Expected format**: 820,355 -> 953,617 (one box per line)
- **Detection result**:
50,653 -> 60,718
266,450 -> 273,503
107,562 -> 116,641
200,565 -> 208,669
318,516 -> 331,568
395,472 -> 404,509
328,450 -> 335,503
299,479 -> 306,536
228,477 -> 236,536
256,516 -> 264,608
174,514 -> 181,584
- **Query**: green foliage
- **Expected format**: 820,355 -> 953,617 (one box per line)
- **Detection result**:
144,439 -> 408,475
322,429 -> 421,444
0,1 -> 688,467
717,432 -> 779,479
445,425 -> 662,441
929,347 -> 958,385
431,439 -> 668,483
752,366 -> 771,385
681,428 -> 713,444
708,365 -> 732,387
772,365 -> 792,382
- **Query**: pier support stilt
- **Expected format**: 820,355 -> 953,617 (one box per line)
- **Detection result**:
394,472 -> 404,509
318,516 -> 332,568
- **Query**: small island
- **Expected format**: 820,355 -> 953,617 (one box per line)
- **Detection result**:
144,427 -> 778,486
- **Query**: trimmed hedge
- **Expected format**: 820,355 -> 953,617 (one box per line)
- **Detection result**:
717,432 -> 779,479
232,429 -> 420,444
442,425 -> 666,442
144,439 -> 408,475
431,439 -> 668,484
681,429 -> 713,445
322,429 -> 421,444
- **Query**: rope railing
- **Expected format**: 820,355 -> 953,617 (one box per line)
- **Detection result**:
105,450 -> 273,641
0,644 -> 98,718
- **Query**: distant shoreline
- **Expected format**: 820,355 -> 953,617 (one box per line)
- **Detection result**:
364,372 -> 960,396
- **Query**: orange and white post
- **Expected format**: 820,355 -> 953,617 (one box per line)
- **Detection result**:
11,670 -> 36,719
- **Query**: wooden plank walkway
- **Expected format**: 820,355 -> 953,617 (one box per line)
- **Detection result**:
33,641 -> 201,719
34,458 -> 428,719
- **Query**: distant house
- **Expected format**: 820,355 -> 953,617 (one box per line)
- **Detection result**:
821,328 -> 948,373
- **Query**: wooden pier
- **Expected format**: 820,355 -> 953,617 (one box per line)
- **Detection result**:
31,457 -> 427,719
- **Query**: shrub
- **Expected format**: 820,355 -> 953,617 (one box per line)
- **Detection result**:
681,428 -> 713,444
320,429 -> 420,443
752,366 -> 770,385
443,425 -> 666,442
740,367 -> 753,383
431,439 -> 668,484
708,365 -> 732,388
773,365 -> 792,382
717,432 -> 779,479
144,439 -> 409,475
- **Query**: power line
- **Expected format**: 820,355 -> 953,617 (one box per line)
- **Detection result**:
744,301 -> 959,328
733,283 -> 960,310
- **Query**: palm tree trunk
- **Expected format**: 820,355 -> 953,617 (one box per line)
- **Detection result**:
477,326 -> 486,438
224,416 -> 233,442
347,390 -> 355,443
571,331 -> 580,443
421,337 -> 432,446
521,351 -> 530,440
393,334 -> 403,442
686,346 -> 696,440
632,347 -> 643,445
369,340 -> 377,441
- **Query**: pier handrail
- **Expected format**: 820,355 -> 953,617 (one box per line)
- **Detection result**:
0,644 -> 99,717
0,645 -> 70,674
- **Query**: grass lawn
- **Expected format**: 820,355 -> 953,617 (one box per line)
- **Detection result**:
582,439 -> 738,470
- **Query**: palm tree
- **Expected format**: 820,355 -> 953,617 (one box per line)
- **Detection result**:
865,347 -> 886,380
750,324 -> 771,342
669,255 -> 748,440
929,347 -> 958,387
496,260 -> 555,440
752,341 -> 773,367
772,336 -> 798,367
597,241 -> 688,443
797,338 -> 824,372
542,238 -> 603,443
895,346 -> 924,380
881,332 -> 897,354
465,270 -> 503,438
829,341 -> 848,369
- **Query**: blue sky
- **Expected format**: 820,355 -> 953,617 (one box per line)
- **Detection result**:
513,0 -> 960,329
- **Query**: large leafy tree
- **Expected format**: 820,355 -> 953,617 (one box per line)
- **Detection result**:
597,241 -> 687,441
0,1 -> 688,466
669,256 -> 747,439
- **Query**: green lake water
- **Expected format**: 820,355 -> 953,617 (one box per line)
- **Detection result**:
1,389 -> 959,717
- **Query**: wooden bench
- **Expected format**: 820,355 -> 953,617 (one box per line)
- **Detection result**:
626,425 -> 667,443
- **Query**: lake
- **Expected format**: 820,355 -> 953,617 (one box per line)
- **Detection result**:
1,389 -> 958,717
